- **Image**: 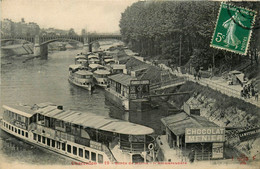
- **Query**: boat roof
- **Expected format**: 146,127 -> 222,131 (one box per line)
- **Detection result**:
69,64 -> 83,70
111,64 -> 126,69
161,112 -> 218,136
104,58 -> 115,63
89,58 -> 100,62
108,73 -> 137,86
36,105 -> 154,135
89,64 -> 104,69
75,55 -> 86,59
104,55 -> 113,59
75,70 -> 93,76
76,59 -> 88,62
94,70 -> 111,75
2,104 -> 36,118
88,54 -> 99,59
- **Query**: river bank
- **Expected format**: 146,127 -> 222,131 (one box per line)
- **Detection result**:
165,81 -> 260,158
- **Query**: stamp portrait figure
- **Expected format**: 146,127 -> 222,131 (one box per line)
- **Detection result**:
222,11 -> 246,49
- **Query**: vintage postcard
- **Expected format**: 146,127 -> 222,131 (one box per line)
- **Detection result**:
1,0 -> 260,169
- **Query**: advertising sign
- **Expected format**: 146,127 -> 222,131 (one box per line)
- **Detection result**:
239,127 -> 260,142
129,80 -> 150,100
212,143 -> 224,159
185,127 -> 225,143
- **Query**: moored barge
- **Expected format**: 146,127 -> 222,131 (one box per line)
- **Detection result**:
0,103 -> 156,163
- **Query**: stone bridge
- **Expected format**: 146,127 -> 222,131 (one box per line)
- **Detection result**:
1,34 -> 122,59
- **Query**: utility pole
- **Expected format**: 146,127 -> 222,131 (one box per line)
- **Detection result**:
213,50 -> 215,76
179,34 -> 182,66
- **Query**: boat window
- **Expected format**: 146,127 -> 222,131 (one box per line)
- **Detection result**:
5,123 -> 8,128
67,144 -> 71,153
62,143 -> 66,151
33,133 -> 37,140
42,136 -> 46,144
22,130 -> 24,136
9,125 -> 11,130
25,132 -> 28,138
38,114 -> 44,121
18,129 -> 20,134
85,150 -> 89,159
98,154 -> 103,163
57,142 -> 60,149
15,128 -> 17,133
18,115 -> 22,122
47,138 -> 50,146
12,126 -> 14,131
91,152 -> 96,162
79,148 -> 83,157
3,122 -> 5,127
73,146 -> 77,155
38,135 -> 41,142
52,140 -> 55,148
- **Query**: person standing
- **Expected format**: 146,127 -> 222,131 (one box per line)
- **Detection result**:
198,71 -> 201,80
188,149 -> 195,163
194,72 -> 197,80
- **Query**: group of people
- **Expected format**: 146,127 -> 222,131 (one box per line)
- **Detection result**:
194,71 -> 201,80
241,83 -> 258,101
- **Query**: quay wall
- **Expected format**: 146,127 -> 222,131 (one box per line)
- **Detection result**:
1,44 -> 34,57
104,89 -> 125,110
166,81 -> 260,157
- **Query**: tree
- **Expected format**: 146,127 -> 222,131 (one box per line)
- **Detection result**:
119,1 -> 259,71
68,28 -> 76,36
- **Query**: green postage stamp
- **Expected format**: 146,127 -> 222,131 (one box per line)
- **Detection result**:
211,3 -> 257,55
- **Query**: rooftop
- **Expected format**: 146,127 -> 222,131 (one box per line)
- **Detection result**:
126,57 -> 146,69
161,112 -> 218,136
75,70 -> 93,76
69,64 -> 83,70
36,105 -> 154,135
108,73 -> 137,86
3,104 -> 36,117
94,70 -> 111,75
88,55 -> 99,59
75,55 -> 87,60
89,64 -> 104,69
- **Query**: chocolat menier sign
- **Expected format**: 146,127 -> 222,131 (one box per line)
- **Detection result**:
185,127 -> 225,143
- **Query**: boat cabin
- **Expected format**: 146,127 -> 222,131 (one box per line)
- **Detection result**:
76,58 -> 88,66
104,59 -> 115,65
93,70 -> 111,87
107,73 -> 137,99
2,104 -> 35,131
69,64 -> 87,73
74,70 -> 93,79
89,64 -> 106,72
16,103 -> 155,162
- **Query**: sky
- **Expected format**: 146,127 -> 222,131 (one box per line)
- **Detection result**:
1,0 -> 138,34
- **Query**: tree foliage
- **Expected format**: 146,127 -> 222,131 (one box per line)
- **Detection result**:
119,1 -> 259,70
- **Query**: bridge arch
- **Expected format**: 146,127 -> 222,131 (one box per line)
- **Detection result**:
40,38 -> 84,46
88,35 -> 122,44
39,36 -> 84,46
1,38 -> 34,44
1,34 -> 122,59
88,38 -> 123,45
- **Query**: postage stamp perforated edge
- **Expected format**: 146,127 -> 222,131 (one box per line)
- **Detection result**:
210,2 -> 257,55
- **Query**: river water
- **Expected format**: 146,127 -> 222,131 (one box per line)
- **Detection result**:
0,47 -> 168,165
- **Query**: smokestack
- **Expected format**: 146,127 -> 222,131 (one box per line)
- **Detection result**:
57,105 -> 63,110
